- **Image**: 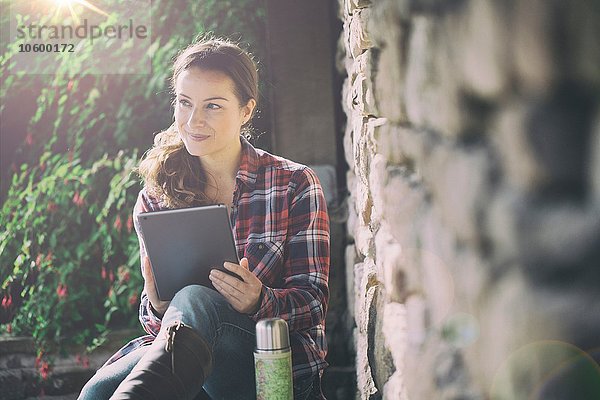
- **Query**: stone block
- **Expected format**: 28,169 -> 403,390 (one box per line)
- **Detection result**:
355,257 -> 378,333
382,301 -> 406,368
486,188 -> 522,267
356,330 -> 378,399
383,168 -> 426,245
420,246 -> 456,328
513,0 -> 558,94
354,223 -> 373,258
523,84 -> 594,198
343,122 -> 354,171
404,16 -> 464,137
351,72 -> 377,117
491,101 -> 547,192
373,32 -> 408,124
405,294 -> 427,347
344,0 -> 371,17
354,178 -> 372,226
474,270 -> 561,394
459,0 -> 510,99
368,153 -> 387,225
351,115 -> 370,185
374,223 -> 404,302
373,123 -> 436,168
567,0 -> 600,88
350,9 -> 374,59
368,287 -> 396,395
515,201 -> 600,283
368,0 -> 411,44
354,257 -> 379,399
424,144 -> 490,244
373,122 -> 407,165
383,371 -> 407,400
419,208 -> 460,324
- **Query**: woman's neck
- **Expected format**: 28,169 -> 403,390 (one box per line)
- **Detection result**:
197,138 -> 243,185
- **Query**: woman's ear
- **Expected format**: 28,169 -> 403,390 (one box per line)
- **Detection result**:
241,98 -> 257,125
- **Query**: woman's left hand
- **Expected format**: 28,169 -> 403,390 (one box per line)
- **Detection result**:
209,257 -> 262,314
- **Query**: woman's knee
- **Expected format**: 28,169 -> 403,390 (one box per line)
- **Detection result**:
170,285 -> 223,321
78,371 -> 119,400
172,285 -> 221,305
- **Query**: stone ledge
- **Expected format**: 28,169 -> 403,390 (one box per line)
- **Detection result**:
0,329 -> 142,399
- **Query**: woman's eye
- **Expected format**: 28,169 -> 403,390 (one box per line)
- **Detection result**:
178,99 -> 192,107
206,103 -> 221,110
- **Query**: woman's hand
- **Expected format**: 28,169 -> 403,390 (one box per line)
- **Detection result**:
209,258 -> 262,314
142,256 -> 170,317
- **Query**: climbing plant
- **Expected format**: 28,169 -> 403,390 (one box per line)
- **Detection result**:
0,0 -> 266,382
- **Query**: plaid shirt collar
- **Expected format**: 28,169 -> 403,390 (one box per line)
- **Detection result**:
235,136 -> 259,190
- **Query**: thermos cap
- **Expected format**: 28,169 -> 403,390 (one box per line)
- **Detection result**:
255,318 -> 290,351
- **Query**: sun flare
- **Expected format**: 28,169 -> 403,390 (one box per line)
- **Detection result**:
49,0 -> 109,25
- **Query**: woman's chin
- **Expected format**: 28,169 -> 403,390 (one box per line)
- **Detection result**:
183,144 -> 206,157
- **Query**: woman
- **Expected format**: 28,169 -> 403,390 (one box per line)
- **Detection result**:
79,37 -> 330,400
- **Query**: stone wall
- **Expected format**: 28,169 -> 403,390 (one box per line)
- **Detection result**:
0,330 -> 140,399
337,0 -> 600,399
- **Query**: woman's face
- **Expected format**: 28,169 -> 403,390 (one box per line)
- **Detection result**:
174,67 -> 254,160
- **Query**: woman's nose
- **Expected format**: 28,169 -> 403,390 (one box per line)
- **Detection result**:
187,107 -> 206,128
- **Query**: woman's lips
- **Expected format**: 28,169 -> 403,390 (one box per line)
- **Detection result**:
188,133 -> 210,142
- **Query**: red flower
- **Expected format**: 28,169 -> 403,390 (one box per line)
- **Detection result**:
1,294 -> 12,310
35,254 -> 43,267
101,266 -> 107,280
82,356 -> 90,368
67,80 -> 74,92
75,353 -> 82,365
25,132 -> 33,146
45,252 -> 53,262
126,215 -> 133,233
128,293 -> 137,306
6,324 -> 11,334
40,361 -> 50,380
114,215 -> 122,231
56,284 -> 68,299
72,191 -> 85,207
118,265 -> 130,283
35,352 -> 43,368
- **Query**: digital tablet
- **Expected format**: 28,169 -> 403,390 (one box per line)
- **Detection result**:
136,204 -> 241,301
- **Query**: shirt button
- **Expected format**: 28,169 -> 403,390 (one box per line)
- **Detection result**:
258,244 -> 264,250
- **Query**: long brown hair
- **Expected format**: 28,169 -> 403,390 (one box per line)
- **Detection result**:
136,36 -> 259,208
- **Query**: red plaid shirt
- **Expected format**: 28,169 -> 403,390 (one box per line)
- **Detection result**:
105,136 -> 330,385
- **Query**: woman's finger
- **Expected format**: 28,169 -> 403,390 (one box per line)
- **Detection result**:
223,261 -> 252,281
212,280 -> 243,308
143,257 -> 153,281
210,270 -> 244,295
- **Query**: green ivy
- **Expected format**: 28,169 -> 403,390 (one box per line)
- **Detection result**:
0,0 -> 266,382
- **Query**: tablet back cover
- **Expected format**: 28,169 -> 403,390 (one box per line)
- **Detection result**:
137,204 -> 239,300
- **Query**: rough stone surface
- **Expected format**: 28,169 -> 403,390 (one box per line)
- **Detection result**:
338,0 -> 600,398
0,330 -> 140,399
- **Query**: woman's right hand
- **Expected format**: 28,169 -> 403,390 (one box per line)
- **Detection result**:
142,256 -> 170,317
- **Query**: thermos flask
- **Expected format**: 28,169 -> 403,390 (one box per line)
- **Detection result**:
254,318 -> 293,400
